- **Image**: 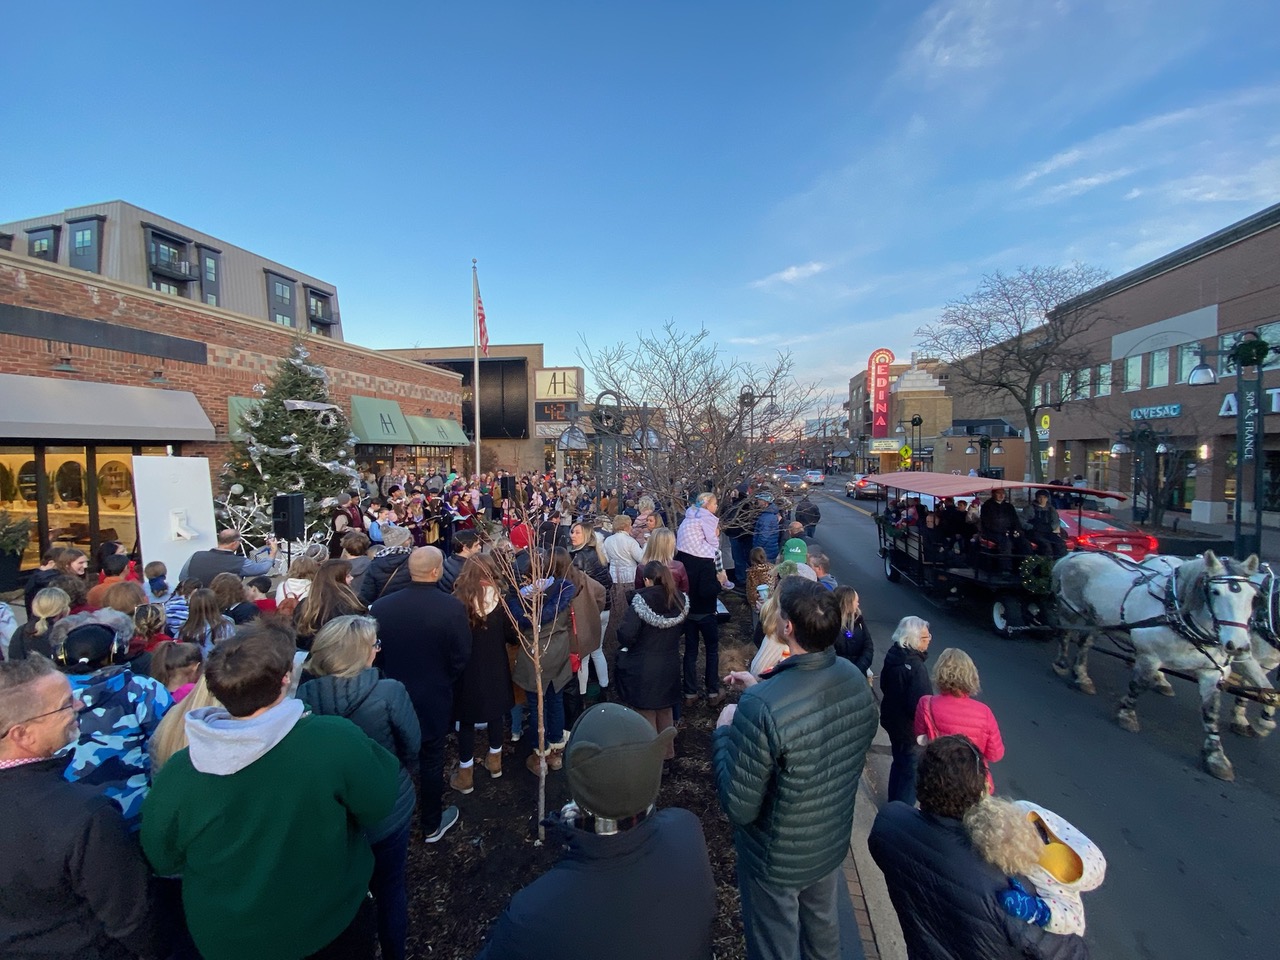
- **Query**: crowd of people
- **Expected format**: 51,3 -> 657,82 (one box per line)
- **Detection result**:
0,467 -> 1103,960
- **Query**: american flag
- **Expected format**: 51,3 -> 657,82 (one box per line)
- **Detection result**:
474,275 -> 490,357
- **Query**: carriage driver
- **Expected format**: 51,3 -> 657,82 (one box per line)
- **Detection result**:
978,488 -> 1026,573
1022,490 -> 1067,559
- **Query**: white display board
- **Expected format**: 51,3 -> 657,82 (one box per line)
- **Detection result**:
132,456 -> 216,580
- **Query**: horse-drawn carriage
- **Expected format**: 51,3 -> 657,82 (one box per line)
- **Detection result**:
870,471 -> 1279,780
871,471 -> 1125,638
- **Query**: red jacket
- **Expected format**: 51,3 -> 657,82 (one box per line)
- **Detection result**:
913,692 -> 1005,764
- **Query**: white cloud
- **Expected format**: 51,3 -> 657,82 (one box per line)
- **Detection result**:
749,261 -> 828,289
1033,167 -> 1136,203
903,0 -> 1005,77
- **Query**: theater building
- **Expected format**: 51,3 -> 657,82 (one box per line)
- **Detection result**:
0,203 -> 463,575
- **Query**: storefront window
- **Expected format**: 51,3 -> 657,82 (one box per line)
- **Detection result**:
96,447 -> 138,556
0,445 -> 40,569
46,446 -> 90,556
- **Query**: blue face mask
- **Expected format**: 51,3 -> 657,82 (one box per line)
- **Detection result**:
148,575 -> 169,594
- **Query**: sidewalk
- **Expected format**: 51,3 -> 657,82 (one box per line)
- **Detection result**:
845,724 -> 906,960
1166,516 -> 1280,564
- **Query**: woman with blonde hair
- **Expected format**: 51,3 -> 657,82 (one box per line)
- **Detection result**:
7,586 -> 70,659
275,553 -> 322,607
298,615 -> 419,960
603,514 -> 645,647
913,647 -> 1004,792
748,589 -> 791,677
632,527 -> 690,595
149,675 -> 221,772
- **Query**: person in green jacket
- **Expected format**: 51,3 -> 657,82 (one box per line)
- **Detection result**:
140,629 -> 399,960
714,577 -> 878,960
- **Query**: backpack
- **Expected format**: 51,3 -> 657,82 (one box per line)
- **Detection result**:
277,590 -> 302,618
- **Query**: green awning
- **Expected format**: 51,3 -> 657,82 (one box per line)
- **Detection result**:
349,396 -> 413,445
406,415 -> 470,447
227,397 -> 259,440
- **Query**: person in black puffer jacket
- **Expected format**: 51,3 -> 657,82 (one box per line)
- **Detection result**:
615,562 -> 690,757
298,615 -> 421,960
713,577 -> 878,960
879,615 -> 934,806
358,526 -> 414,606
869,735 -> 1089,960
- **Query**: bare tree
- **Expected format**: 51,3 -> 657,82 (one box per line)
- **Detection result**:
915,264 -> 1112,482
579,322 -> 816,520
486,509 -> 557,842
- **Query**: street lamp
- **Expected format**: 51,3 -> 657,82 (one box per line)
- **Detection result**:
964,433 -> 1005,476
895,414 -> 924,470
1112,420 -> 1172,525
591,390 -> 624,503
1188,330 -> 1278,557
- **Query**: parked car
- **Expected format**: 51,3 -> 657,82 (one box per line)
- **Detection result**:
1060,510 -> 1158,560
804,469 -> 826,486
845,474 -> 885,500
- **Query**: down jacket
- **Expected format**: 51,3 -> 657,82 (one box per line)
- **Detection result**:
713,648 -> 878,887
297,669 -> 420,843
615,586 -> 690,710
868,803 -> 1089,960
879,643 -> 933,750
914,693 -> 1005,763
508,579 -> 577,694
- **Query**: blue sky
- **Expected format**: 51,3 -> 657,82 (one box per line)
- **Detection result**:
4,1 -> 1279,395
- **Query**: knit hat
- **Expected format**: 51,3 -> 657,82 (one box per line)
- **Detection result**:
782,538 -> 808,564
565,703 -> 675,820
61,623 -> 119,667
381,525 -> 412,548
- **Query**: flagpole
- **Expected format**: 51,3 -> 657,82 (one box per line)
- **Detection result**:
471,259 -> 482,478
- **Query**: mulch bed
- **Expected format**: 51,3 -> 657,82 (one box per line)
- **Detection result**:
405,592 -> 756,960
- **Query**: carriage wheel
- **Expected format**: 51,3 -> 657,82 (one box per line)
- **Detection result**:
884,549 -> 901,583
991,594 -> 1025,638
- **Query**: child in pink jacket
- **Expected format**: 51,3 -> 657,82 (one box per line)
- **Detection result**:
914,647 -> 1004,791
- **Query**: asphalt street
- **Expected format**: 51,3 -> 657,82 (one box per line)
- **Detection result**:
807,484 -> 1278,960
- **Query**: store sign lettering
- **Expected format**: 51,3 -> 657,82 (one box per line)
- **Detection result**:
868,348 -> 895,439
1130,404 -> 1181,420
1218,389 -> 1280,417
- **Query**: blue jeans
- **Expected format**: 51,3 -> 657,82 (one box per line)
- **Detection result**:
683,616 -> 720,697
524,684 -> 565,747
887,742 -> 918,806
731,538 -> 752,591
369,822 -> 410,960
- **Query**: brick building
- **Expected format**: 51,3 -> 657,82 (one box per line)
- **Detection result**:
0,248 -> 462,574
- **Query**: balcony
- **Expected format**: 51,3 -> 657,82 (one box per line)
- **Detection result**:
307,306 -> 337,325
149,253 -> 196,281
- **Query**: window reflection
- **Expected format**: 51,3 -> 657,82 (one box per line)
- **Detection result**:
0,447 -> 40,568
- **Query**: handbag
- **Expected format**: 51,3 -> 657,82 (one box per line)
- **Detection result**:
916,695 -> 939,747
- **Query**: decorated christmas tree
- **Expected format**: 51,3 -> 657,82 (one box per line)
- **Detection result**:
217,340 -> 361,544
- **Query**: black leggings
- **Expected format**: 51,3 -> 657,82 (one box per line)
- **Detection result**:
457,718 -> 505,756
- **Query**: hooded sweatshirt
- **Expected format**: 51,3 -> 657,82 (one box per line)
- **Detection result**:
63,665 -> 172,829
140,699 -> 399,960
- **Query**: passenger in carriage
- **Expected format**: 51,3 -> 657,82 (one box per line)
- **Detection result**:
940,499 -> 972,558
1022,490 -> 1067,559
979,489 -> 1027,574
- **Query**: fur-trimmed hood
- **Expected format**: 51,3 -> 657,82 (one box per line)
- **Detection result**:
631,587 -> 690,628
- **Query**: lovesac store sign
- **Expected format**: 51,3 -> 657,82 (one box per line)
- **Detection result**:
1130,404 -> 1181,420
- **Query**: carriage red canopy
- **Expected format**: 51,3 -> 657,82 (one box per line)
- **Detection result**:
865,470 -> 1128,502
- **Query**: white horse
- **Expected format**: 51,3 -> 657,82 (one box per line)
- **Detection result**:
1228,568 -> 1280,738
1051,550 -> 1260,781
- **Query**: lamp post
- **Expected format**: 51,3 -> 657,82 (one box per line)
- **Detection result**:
591,390 -> 624,504
964,432 -> 1006,477
896,414 -> 924,470
1110,420 -> 1172,525
856,433 -> 869,473
1188,331 -> 1278,557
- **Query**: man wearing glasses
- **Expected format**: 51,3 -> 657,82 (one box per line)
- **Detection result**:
0,656 -> 158,959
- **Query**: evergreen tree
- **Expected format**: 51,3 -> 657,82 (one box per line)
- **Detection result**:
219,341 -> 360,542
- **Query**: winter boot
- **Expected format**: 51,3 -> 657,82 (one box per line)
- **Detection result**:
449,763 -> 475,795
485,750 -> 503,778
526,751 -> 547,775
